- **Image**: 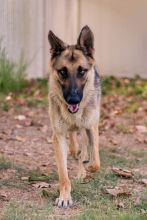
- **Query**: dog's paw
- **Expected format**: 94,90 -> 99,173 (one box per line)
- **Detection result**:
55,196 -> 73,208
84,162 -> 100,173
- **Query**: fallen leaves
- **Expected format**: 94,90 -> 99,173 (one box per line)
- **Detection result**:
0,191 -> 9,201
112,167 -> 134,178
21,176 -> 29,181
21,174 -> 52,189
106,186 -> 131,197
135,125 -> 147,143
80,175 -> 93,184
14,115 -> 26,121
109,138 -> 119,145
46,137 -> 53,144
40,125 -> 48,133
116,201 -> 124,209
31,182 -> 51,189
139,179 -> 147,186
136,125 -> 147,134
15,136 -> 26,142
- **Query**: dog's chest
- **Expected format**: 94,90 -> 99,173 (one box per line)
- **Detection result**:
59,105 -> 99,130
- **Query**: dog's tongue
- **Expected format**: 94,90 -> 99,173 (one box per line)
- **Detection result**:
68,104 -> 79,113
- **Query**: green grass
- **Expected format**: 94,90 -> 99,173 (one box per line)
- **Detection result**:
124,102 -> 140,113
0,179 -> 28,190
0,42 -> 28,94
101,75 -> 147,97
73,211 -> 147,220
0,156 -> 29,174
2,202 -> 52,220
70,174 -> 147,220
28,169 -> 57,182
1,148 -> 147,220
0,156 -> 12,170
70,147 -> 147,219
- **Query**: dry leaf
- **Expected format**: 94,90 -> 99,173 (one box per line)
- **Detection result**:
106,188 -> 119,197
16,124 -> 23,129
134,196 -> 141,206
15,115 -> 26,121
46,137 -> 53,144
31,182 -> 51,189
0,192 -> 9,201
21,176 -> 29,181
136,133 -> 147,144
112,167 -> 133,178
23,120 -> 34,127
139,179 -> 147,186
23,152 -> 33,156
106,186 -> 131,197
82,175 -> 93,184
136,125 -> 147,134
117,201 -> 124,209
140,209 -> 146,214
5,95 -> 12,101
110,139 -> 119,145
41,125 -> 48,133
15,136 -> 26,142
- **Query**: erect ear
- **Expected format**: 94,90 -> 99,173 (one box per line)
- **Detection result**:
77,25 -> 94,57
48,30 -> 67,57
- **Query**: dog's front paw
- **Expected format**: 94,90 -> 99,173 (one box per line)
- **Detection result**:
55,196 -> 73,208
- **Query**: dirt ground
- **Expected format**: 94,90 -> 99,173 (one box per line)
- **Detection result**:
0,88 -> 147,219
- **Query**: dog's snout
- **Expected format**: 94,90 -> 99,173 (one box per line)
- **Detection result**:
66,94 -> 80,104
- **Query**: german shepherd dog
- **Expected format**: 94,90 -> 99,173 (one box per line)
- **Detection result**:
48,26 -> 101,208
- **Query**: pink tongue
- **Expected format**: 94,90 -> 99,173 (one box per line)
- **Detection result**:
68,104 -> 79,113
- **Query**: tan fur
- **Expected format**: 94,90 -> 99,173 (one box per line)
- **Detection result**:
48,26 -> 101,208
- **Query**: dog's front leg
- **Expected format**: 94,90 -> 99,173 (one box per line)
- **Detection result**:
53,133 -> 73,208
85,125 -> 100,173
69,131 -> 79,158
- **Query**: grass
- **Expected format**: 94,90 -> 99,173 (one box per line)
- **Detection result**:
28,169 -> 57,182
0,42 -> 28,94
1,147 -> 147,219
2,202 -> 52,220
115,124 -> 130,134
101,75 -> 147,97
74,211 -> 147,220
0,156 -> 12,170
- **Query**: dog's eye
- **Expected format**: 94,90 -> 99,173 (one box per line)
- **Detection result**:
77,66 -> 87,78
58,68 -> 68,79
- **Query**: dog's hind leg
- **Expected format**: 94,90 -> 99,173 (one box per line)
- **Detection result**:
85,124 -> 100,173
53,133 -> 73,208
69,131 -> 79,159
77,129 -> 88,179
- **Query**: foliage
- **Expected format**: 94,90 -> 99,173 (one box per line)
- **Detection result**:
0,41 -> 28,94
101,75 -> 147,97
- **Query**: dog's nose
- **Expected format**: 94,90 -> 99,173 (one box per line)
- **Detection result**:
66,94 -> 80,104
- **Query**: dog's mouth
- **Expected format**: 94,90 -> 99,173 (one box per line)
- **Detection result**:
68,104 -> 79,113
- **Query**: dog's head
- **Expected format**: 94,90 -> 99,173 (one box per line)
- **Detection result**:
48,26 -> 95,113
